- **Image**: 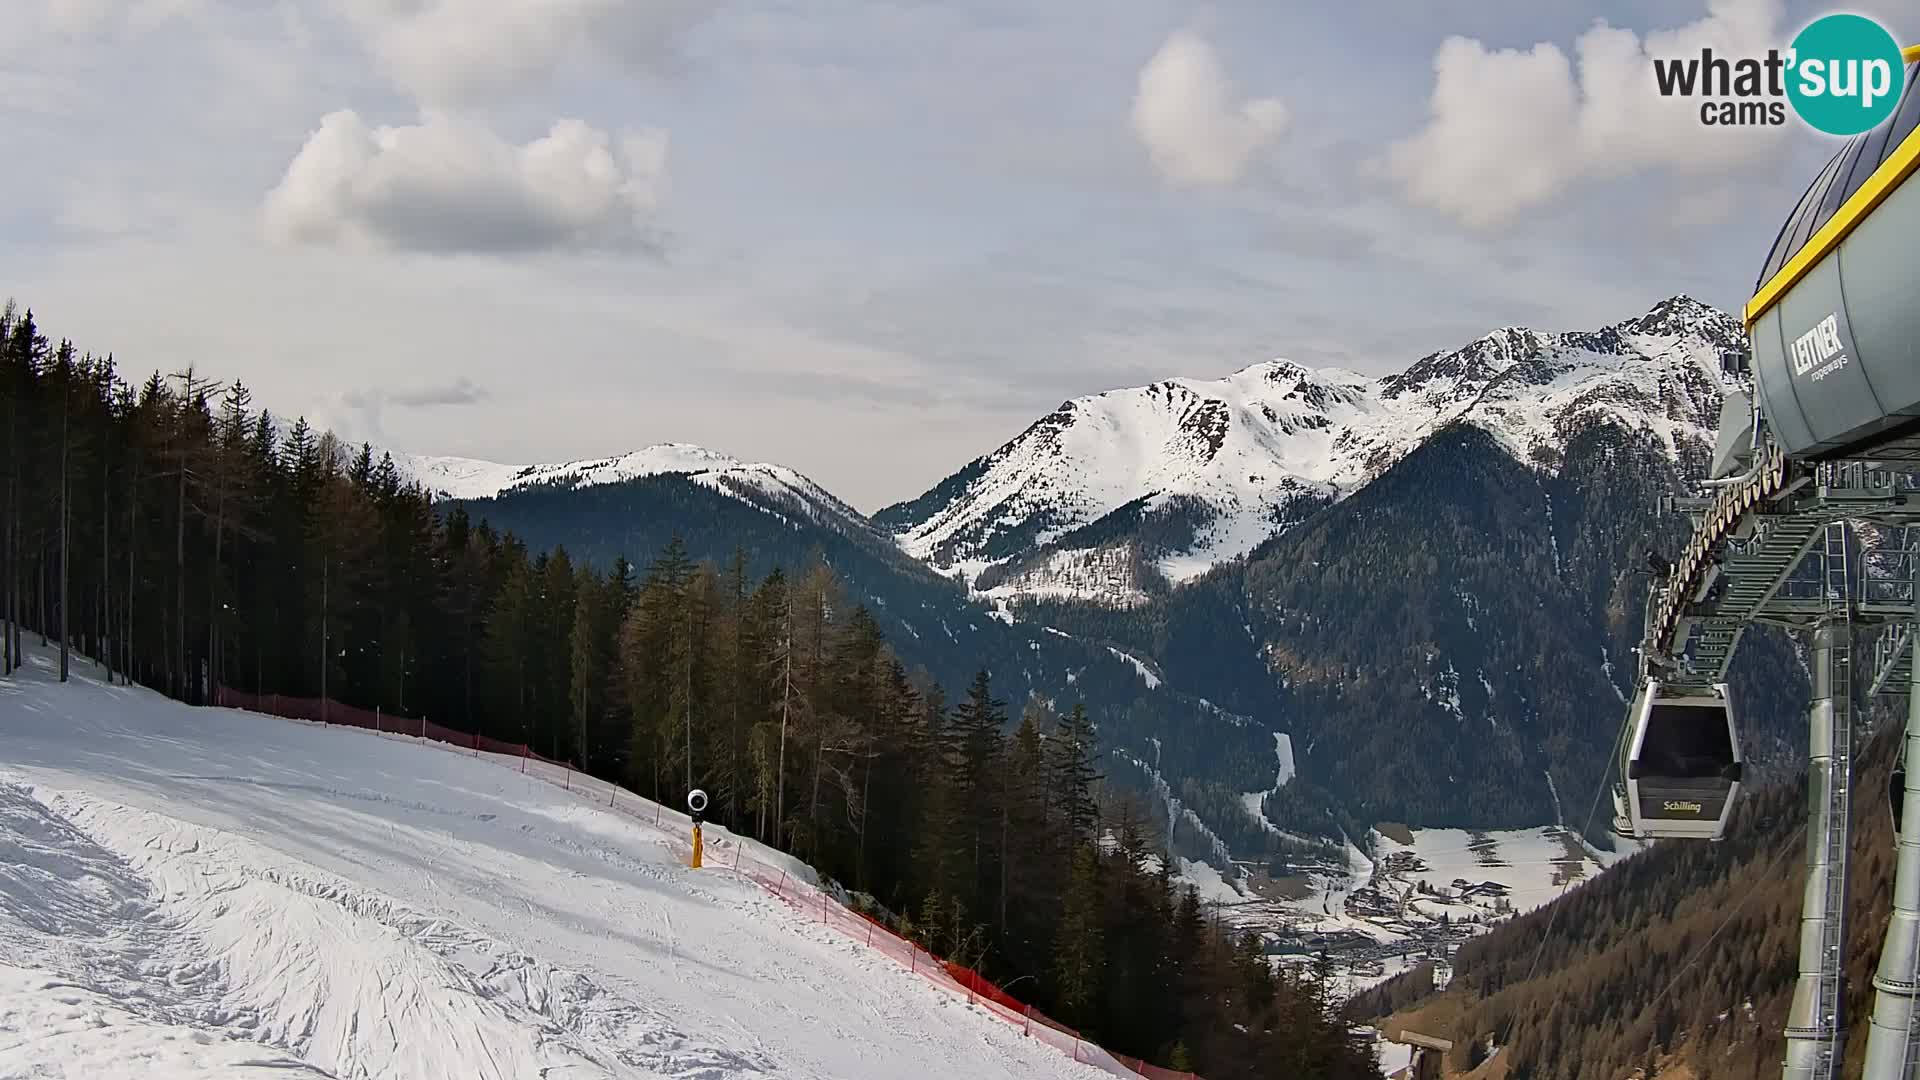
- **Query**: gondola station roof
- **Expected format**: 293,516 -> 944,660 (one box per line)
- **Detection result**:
1748,50 -> 1920,462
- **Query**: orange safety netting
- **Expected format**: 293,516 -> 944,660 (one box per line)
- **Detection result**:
213,685 -> 1203,1080
213,687 -> 574,768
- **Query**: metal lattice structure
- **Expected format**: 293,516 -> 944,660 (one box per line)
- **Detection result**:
1619,42 -> 1920,1080
1632,456 -> 1920,1079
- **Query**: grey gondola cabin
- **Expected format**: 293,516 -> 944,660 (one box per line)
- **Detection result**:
1614,680 -> 1743,841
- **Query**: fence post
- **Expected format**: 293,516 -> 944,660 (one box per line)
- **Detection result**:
375,706 -> 381,733
609,786 -> 617,808
564,766 -> 571,791
420,715 -> 426,740
654,804 -> 662,825
732,842 -> 742,869
1023,1005 -> 1031,1036
521,745 -> 528,774
866,919 -> 874,946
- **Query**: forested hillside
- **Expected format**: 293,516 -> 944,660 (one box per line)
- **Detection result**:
0,303 -> 1380,1079
446,446 -> 1316,858
1353,714 -> 1904,1080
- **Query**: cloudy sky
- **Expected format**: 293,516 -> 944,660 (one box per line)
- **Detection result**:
2,0 -> 1906,509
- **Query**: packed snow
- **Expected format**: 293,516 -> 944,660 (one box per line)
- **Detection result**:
887,296 -> 1738,597
0,644 -> 1108,1080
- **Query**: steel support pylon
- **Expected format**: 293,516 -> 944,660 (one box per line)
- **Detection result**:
1784,610 -> 1856,1080
1863,628 -> 1920,1079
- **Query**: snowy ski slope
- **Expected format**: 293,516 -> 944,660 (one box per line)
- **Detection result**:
0,644 -> 1107,1079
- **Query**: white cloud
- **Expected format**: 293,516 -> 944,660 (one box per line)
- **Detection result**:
0,0 -> 197,49
336,0 -> 703,104
1381,0 -> 1790,228
1130,29 -> 1289,188
263,110 -> 669,254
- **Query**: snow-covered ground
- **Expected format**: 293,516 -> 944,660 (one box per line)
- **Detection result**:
1238,732 -> 1297,835
0,644 -> 1106,1080
1369,825 -> 1605,915
1171,857 -> 1244,907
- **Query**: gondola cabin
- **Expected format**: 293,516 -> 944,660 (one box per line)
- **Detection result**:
1621,680 -> 1743,840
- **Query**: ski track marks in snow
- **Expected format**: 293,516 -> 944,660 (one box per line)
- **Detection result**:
0,645 -> 1106,1080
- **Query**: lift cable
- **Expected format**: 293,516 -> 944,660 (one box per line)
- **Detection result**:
1491,705 -> 1641,1052
1517,704 -> 1637,990
1627,822 -> 1810,1069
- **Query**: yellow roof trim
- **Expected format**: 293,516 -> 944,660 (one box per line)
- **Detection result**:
1907,44 -> 1920,63
1746,110 -> 1920,328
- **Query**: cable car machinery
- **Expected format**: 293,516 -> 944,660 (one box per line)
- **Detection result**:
1620,52 -> 1920,1080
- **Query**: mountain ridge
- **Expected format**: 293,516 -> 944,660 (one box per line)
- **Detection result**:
878,294 -> 1742,606
373,294 -> 1768,855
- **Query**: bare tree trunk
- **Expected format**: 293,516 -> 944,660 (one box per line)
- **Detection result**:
858,735 -> 874,891
125,463 -> 137,687
175,451 -> 185,700
101,434 -> 112,683
320,558 -> 328,721
2,474 -> 12,675
998,788 -> 1010,936
207,477 -> 224,698
59,384 -> 69,682
776,596 -> 793,849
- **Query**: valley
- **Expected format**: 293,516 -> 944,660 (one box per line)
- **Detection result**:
373,293 -> 1795,943
1169,821 -> 1635,1005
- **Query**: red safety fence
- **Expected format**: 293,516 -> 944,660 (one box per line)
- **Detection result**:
211,685 -> 1202,1080
212,686 -> 575,769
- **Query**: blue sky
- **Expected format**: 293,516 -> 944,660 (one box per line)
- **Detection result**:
1,0 -> 1907,509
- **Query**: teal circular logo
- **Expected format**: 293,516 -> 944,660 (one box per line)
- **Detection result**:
1786,14 -> 1906,136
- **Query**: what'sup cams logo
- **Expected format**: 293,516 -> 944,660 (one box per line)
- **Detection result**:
1653,12 -> 1907,135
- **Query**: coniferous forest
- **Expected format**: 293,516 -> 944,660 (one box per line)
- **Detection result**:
0,304 -> 1382,1079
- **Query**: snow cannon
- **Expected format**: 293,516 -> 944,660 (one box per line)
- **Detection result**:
1616,680 -> 1742,841
1747,63 -> 1920,463
687,788 -> 708,869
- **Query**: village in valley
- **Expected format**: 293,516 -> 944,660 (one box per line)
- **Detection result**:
1171,822 -> 1630,1001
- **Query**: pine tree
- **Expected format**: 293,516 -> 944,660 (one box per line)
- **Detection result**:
1054,843 -> 1104,1025
1048,703 -> 1101,843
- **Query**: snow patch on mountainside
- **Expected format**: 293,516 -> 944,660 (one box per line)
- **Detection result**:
884,296 -> 1740,600
1107,647 -> 1162,689
1272,732 -> 1296,787
1239,733 -> 1296,834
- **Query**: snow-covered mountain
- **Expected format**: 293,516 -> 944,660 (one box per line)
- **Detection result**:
388,442 -> 873,536
876,295 -> 1743,605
